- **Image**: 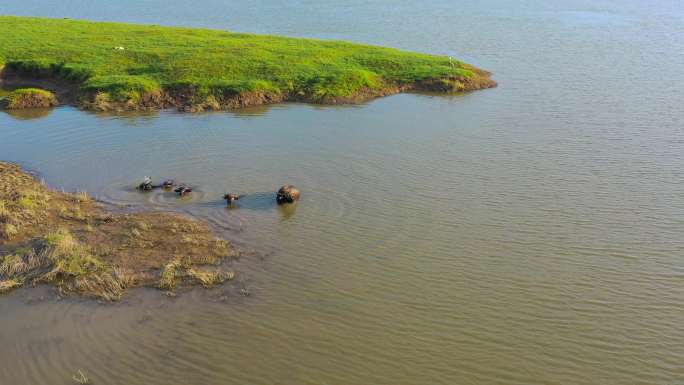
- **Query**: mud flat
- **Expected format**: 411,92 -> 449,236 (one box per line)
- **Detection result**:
0,162 -> 238,300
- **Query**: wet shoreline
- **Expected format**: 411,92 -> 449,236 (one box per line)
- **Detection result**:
0,162 -> 240,300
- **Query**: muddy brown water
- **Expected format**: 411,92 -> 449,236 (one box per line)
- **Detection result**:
1,1 -> 684,384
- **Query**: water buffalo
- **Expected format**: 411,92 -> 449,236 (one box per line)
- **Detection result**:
276,185 -> 301,204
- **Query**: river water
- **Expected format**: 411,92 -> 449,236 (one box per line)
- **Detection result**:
1,1 -> 683,384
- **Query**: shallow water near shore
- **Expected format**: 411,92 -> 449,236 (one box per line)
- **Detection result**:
2,1 -> 684,384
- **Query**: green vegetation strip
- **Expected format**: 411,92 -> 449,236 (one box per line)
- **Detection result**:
0,16 -> 494,110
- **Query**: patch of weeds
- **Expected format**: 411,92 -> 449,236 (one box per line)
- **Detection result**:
0,278 -> 23,293
158,260 -> 182,290
43,229 -> 103,276
73,191 -> 91,203
192,254 -> 222,266
0,249 -> 51,282
44,229 -> 79,254
59,206 -> 87,221
69,270 -> 126,301
112,267 -> 137,288
17,195 -> 38,210
0,201 -> 10,222
187,268 -> 234,287
1,223 -> 19,239
0,254 -> 25,277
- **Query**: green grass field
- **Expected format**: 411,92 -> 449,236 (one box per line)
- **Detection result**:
0,16 -> 493,107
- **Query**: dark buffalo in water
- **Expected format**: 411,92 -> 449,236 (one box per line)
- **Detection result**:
276,185 -> 301,204
224,193 -> 241,205
138,176 -> 153,191
174,185 -> 193,196
138,177 -> 175,191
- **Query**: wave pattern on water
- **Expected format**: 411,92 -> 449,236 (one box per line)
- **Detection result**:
1,1 -> 684,384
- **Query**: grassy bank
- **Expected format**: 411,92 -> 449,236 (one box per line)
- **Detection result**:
0,16 -> 495,111
0,162 -> 238,300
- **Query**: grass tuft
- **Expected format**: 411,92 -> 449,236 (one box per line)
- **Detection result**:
73,191 -> 91,203
43,229 -> 103,277
0,278 -> 23,294
187,268 -> 234,287
1,223 -> 19,239
0,201 -> 10,222
158,260 -> 182,290
72,369 -> 89,384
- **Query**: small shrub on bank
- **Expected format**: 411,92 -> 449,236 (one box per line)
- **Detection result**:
1,88 -> 58,109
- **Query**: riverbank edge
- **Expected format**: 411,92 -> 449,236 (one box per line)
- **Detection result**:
0,162 -> 239,301
0,65 -> 496,112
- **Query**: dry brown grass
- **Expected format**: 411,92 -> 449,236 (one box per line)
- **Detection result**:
187,268 -> 235,288
158,260 -> 183,291
72,369 -> 89,384
158,259 -> 235,290
73,191 -> 91,203
1,223 -> 18,239
0,201 -> 10,221
0,278 -> 23,293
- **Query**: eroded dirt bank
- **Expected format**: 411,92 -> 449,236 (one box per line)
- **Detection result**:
1,67 -> 496,112
0,162 -> 239,300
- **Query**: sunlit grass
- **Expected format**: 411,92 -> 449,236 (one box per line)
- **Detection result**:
0,16 -> 484,104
